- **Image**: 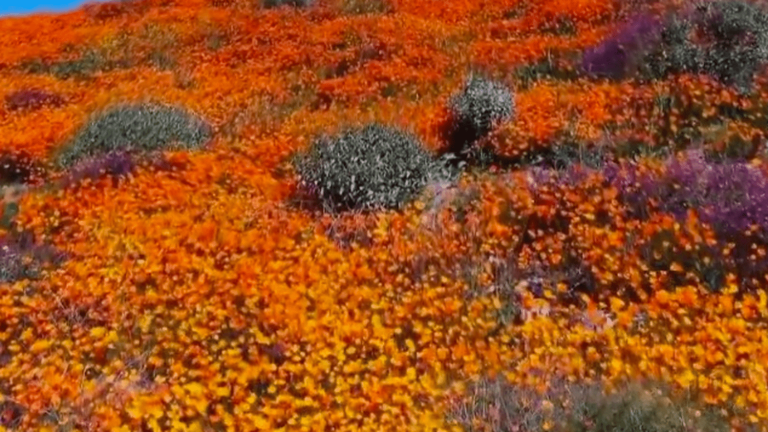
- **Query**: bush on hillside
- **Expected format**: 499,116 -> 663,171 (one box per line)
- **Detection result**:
693,0 -> 768,92
587,0 -> 768,91
635,14 -> 703,80
445,74 -> 515,156
292,123 -> 436,212
53,103 -> 212,169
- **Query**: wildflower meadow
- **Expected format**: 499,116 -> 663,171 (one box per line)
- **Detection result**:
1,0 -> 768,430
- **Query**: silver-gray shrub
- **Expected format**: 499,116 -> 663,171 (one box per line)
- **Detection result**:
447,74 -> 514,152
636,0 -> 768,91
54,103 -> 212,169
293,123 -> 436,213
694,0 -> 768,92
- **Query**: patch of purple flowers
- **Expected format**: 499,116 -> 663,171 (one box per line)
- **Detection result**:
4,88 -> 65,111
606,150 -> 768,290
0,230 -> 68,283
58,150 -> 136,188
581,13 -> 664,80
664,151 -> 768,237
529,152 -> 768,291
607,150 -> 768,239
56,150 -> 181,189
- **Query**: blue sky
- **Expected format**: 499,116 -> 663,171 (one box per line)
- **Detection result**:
0,0 -> 99,16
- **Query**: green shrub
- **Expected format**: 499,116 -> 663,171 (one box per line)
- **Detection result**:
53,103 -> 212,169
262,0 -> 313,9
636,0 -> 768,92
695,0 -> 768,92
292,123 -> 436,212
445,74 -> 515,155
638,15 -> 702,81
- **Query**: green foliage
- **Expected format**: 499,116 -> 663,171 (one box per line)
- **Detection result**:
642,226 -> 728,292
545,126 -> 610,170
339,0 -> 392,15
513,51 -> 582,89
262,0 -> 313,9
502,3 -> 528,19
21,48 -> 134,80
204,30 -> 230,51
637,0 -> 768,92
695,0 -> 768,92
638,15 -> 703,81
20,23 -> 179,80
612,137 -> 672,160
147,50 -> 177,70
0,230 -> 68,283
292,123 -> 436,212
449,185 -> 481,224
539,15 -> 578,36
562,382 -> 731,432
448,378 -> 734,432
547,143 -> 608,170
140,22 -> 180,70
220,90 -> 313,139
53,103 -> 212,169
0,202 -> 19,231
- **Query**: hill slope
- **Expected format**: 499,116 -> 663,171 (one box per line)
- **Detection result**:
1,0 -> 768,431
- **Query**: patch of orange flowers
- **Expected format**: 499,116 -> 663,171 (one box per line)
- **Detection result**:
0,0 -> 767,430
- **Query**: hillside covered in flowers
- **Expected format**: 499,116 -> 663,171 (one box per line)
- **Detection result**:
2,0 -> 768,430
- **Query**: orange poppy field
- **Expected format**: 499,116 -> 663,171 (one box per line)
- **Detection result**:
2,0 -> 768,430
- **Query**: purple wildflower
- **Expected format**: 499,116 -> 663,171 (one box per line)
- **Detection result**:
581,13 -> 664,80
612,150 -> 768,238
0,231 -> 68,282
609,151 -> 768,290
59,150 -> 136,188
4,88 -> 65,111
